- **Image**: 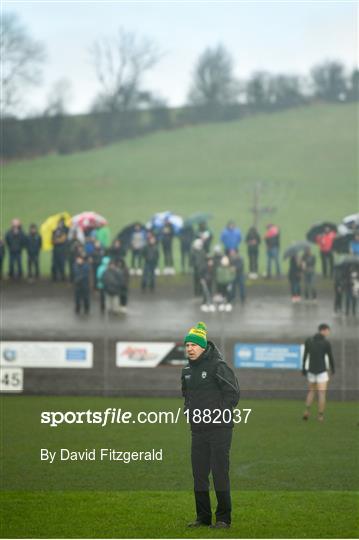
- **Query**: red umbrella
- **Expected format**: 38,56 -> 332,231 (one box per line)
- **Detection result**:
72,211 -> 107,230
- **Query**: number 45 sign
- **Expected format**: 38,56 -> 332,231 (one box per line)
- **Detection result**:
0,367 -> 23,392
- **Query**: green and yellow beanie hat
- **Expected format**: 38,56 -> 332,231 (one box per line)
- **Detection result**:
184,322 -> 208,349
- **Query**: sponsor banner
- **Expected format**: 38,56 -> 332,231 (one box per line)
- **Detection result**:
0,367 -> 23,392
0,342 -> 93,368
116,342 -> 176,368
234,343 -> 303,370
161,343 -> 187,366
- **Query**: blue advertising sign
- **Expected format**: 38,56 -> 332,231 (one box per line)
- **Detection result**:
234,343 -> 303,370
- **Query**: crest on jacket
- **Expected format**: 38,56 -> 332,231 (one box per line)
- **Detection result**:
201,371 -> 207,379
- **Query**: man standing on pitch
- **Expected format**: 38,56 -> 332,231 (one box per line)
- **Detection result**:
181,322 -> 240,529
302,323 -> 335,422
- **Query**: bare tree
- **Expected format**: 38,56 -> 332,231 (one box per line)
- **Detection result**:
90,29 -> 162,113
188,44 -> 239,106
1,12 -> 46,116
246,71 -> 272,107
311,60 -> 347,102
43,78 -> 72,116
247,180 -> 291,228
348,68 -> 359,101
268,74 -> 305,107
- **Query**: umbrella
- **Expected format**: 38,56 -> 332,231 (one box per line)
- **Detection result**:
306,222 -> 337,243
184,212 -> 213,226
335,255 -> 359,268
40,211 -> 72,251
332,232 -> 354,254
117,223 -> 146,251
283,241 -> 311,259
342,213 -> 359,229
148,211 -> 184,235
71,211 -> 107,230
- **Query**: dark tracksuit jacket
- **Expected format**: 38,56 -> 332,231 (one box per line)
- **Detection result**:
302,333 -> 335,375
181,341 -> 240,430
181,341 -> 240,525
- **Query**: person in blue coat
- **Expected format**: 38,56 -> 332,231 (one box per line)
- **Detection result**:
220,222 -> 242,255
350,231 -> 359,255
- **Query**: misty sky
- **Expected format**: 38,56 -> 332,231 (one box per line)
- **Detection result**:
3,1 -> 358,115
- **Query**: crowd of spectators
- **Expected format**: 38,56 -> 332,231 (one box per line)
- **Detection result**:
2,217 -> 359,317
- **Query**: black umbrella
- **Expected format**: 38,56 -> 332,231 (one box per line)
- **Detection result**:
306,222 -> 337,243
332,233 -> 354,254
283,241 -> 311,259
117,222 -> 146,251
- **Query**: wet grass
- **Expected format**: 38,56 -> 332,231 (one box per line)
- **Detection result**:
1,396 -> 358,537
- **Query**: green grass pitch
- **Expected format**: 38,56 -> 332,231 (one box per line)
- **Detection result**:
1,396 -> 358,538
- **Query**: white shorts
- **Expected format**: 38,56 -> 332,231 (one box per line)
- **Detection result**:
307,371 -> 329,384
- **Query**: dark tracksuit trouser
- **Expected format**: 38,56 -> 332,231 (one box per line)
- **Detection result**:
191,428 -> 232,525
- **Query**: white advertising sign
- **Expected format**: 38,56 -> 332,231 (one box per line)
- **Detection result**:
0,342 -> 93,368
116,342 -> 175,368
0,367 -> 23,392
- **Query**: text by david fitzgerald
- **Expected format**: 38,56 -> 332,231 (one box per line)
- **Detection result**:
41,448 -> 163,464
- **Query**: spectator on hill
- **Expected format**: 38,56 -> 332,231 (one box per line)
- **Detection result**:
344,265 -> 358,317
350,231 -> 359,256
68,230 -> 83,282
245,226 -> 261,278
333,265 -> 344,314
264,224 -> 281,278
162,220 -> 175,275
216,256 -> 236,312
0,236 -> 5,280
130,223 -> 146,276
73,255 -> 90,315
142,234 -> 159,292
103,260 -> 123,314
51,217 -> 69,281
301,246 -> 317,301
180,224 -> 194,274
91,240 -> 105,288
26,223 -> 42,279
199,256 -> 216,312
117,258 -> 130,313
229,249 -> 246,303
84,235 -> 95,258
288,254 -> 302,303
109,238 -> 126,263
315,226 -> 336,278
96,255 -> 110,313
5,218 -> 27,279
197,221 -> 213,254
191,238 -> 207,296
212,244 -> 223,272
221,221 -> 242,255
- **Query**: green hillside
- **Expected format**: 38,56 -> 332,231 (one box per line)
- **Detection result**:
2,103 -> 358,271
